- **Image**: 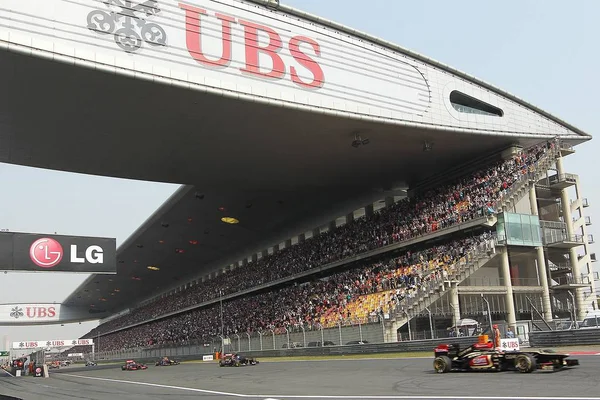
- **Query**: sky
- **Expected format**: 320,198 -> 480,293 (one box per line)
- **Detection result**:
1,0 -> 599,348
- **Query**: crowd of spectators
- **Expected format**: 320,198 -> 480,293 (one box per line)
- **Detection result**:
86,141 -> 552,338
86,231 -> 496,351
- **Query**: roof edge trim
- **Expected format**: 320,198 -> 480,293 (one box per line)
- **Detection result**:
245,0 -> 591,139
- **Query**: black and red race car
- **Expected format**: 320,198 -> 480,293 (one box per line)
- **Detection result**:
121,360 -> 148,371
219,353 -> 259,367
155,357 -> 181,366
433,341 -> 579,373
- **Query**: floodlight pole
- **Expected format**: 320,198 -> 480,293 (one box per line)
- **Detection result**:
219,289 -> 225,351
424,307 -> 434,340
481,294 -> 493,342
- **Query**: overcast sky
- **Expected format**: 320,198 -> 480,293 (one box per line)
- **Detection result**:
1,0 -> 599,349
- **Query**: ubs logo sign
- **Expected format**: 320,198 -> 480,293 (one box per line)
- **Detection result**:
30,238 -> 63,268
86,0 -> 167,53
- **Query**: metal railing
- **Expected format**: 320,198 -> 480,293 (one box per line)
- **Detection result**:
540,220 -> 567,230
552,275 -> 592,286
461,277 -> 542,287
542,230 -> 583,245
548,173 -> 577,185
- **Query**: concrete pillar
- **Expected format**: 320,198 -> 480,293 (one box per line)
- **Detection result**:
285,239 -> 292,248
242,259 -> 248,266
346,212 -> 354,224
262,250 -> 268,258
529,185 -> 539,215
298,234 -> 305,243
529,185 -> 553,321
450,282 -> 461,333
385,196 -> 394,207
313,228 -> 321,238
365,204 -> 374,218
500,247 -> 517,329
252,254 -> 258,262
536,249 -> 553,321
384,320 -> 399,343
273,244 -> 279,253
556,162 -> 585,320
329,221 -> 336,232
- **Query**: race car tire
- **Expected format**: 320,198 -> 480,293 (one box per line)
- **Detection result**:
514,354 -> 536,373
433,356 -> 452,373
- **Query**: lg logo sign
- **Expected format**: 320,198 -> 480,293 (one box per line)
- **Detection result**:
29,238 -> 63,268
29,238 -> 104,268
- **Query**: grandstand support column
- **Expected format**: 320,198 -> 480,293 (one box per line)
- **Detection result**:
450,282 -> 461,332
500,247 -> 517,330
556,157 -> 585,321
365,204 -> 374,218
298,234 -> 305,243
384,320 -> 399,343
346,212 -> 354,224
385,196 -> 394,207
529,185 -> 553,321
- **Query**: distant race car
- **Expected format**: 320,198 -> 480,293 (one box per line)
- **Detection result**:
219,353 -> 259,367
433,341 -> 579,373
85,361 -> 97,367
155,358 -> 181,366
121,360 -> 148,371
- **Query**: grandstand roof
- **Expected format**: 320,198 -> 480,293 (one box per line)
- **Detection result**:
0,0 -> 592,315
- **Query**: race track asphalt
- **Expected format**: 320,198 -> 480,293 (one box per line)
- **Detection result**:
1,356 -> 600,400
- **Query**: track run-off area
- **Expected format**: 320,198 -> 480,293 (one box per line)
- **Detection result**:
2,355 -> 600,400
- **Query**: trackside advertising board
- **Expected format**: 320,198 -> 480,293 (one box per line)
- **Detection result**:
11,339 -> 93,350
0,232 -> 116,274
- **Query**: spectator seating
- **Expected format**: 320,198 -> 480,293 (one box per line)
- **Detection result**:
84,231 -> 497,351
87,141 -> 554,340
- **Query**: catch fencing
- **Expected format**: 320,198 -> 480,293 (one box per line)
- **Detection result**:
94,335 -> 481,363
529,328 -> 600,347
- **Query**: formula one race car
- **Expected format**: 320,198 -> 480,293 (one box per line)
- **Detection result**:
155,358 -> 181,366
219,353 -> 259,367
433,341 -> 579,373
121,360 -> 148,371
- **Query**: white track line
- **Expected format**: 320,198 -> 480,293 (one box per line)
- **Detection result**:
60,374 -> 600,400
1,368 -> 15,377
61,374 -> 247,397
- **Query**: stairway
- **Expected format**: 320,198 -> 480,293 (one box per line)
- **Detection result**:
384,240 -> 500,341
496,146 -> 560,214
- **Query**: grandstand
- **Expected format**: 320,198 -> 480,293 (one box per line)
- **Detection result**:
71,140 -> 596,357
0,0 -> 595,358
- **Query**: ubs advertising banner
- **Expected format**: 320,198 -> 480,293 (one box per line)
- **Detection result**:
1,304 -> 61,324
0,232 -> 116,274
11,339 -> 93,350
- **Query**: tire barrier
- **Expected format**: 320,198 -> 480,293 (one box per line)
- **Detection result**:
529,328 -> 600,347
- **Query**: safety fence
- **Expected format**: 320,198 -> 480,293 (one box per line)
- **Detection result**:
92,336 -> 481,364
529,328 -> 600,347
